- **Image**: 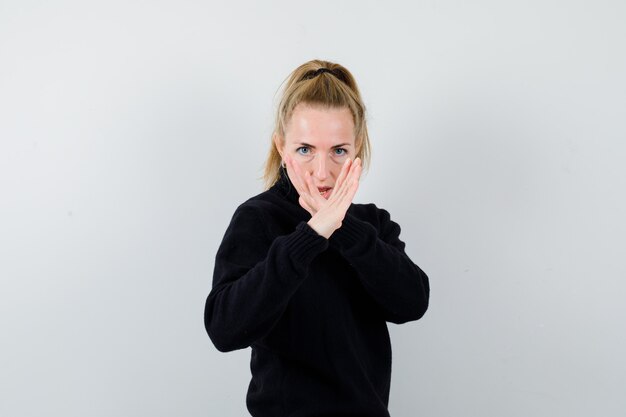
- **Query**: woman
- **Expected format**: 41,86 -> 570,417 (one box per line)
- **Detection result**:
204,59 -> 430,417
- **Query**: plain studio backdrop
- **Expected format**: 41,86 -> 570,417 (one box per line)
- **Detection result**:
1,1 -> 625,416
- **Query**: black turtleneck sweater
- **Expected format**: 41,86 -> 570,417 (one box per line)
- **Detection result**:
204,169 -> 430,417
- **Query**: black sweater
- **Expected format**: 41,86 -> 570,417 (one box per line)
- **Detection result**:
204,169 -> 430,417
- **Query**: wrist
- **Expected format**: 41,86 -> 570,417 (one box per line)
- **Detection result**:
307,218 -> 331,239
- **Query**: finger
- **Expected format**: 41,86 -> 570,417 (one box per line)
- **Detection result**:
303,171 -> 326,209
329,158 -> 352,199
333,157 -> 359,199
298,196 -> 315,215
327,158 -> 353,202
290,159 -> 329,213
294,174 -> 318,207
337,167 -> 361,213
347,157 -> 362,183
335,160 -> 361,208
286,156 -> 309,197
350,163 -> 362,193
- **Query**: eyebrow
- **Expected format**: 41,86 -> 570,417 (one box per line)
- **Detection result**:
296,142 -> 352,148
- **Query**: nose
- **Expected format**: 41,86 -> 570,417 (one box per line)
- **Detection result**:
312,155 -> 329,181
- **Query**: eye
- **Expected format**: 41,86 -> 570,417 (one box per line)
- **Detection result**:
296,146 -> 310,155
333,148 -> 347,156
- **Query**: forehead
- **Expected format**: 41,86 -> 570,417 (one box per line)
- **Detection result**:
285,104 -> 355,146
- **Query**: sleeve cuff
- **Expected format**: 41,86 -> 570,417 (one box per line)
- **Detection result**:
329,213 -> 377,258
283,221 -> 329,265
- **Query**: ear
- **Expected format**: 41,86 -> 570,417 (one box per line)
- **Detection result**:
273,134 -> 284,159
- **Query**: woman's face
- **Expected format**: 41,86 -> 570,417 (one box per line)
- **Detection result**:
276,103 -> 356,199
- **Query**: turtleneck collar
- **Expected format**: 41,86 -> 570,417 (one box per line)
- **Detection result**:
269,166 -> 301,206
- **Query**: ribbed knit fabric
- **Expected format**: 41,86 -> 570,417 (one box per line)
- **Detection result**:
204,168 -> 430,417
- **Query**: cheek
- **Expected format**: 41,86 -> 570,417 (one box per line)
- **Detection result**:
329,166 -> 343,180
291,159 -> 309,172
287,159 -> 309,178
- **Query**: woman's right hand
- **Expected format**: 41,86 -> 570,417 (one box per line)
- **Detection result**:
286,156 -> 362,239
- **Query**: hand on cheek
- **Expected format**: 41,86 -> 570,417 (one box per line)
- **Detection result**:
285,155 -> 326,216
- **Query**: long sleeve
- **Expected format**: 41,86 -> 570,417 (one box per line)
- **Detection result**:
328,205 -> 430,324
205,204 -> 329,352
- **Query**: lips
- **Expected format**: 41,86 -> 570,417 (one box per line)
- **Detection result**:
317,187 -> 332,199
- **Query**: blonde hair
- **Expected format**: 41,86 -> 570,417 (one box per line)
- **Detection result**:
262,59 -> 371,189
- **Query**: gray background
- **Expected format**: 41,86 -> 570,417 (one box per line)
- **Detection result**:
1,1 -> 624,416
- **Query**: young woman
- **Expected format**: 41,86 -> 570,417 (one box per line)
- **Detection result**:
204,59 -> 430,417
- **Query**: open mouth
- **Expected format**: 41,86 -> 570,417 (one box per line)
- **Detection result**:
318,187 -> 332,198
